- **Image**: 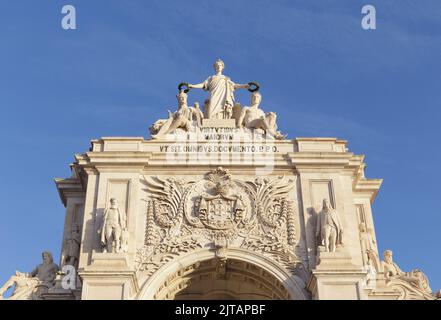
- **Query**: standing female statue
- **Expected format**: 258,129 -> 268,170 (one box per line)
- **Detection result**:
188,59 -> 250,119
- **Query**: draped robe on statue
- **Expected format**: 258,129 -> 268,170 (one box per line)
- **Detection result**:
203,75 -> 236,119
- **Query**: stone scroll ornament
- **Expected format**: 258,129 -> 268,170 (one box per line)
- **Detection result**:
136,168 -> 301,276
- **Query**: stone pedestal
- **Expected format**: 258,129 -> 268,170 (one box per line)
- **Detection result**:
309,249 -> 368,300
308,270 -> 369,300
90,253 -> 130,269
79,253 -> 138,300
315,249 -> 356,270
79,270 -> 138,300
42,288 -> 81,300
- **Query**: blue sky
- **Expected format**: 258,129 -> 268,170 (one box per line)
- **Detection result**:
0,0 -> 440,293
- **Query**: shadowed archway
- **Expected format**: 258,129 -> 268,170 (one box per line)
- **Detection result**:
137,248 -> 309,300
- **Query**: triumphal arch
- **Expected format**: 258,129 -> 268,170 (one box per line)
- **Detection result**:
2,60 -> 439,300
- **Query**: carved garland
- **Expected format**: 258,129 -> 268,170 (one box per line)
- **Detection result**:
145,201 -> 156,246
286,200 -> 296,245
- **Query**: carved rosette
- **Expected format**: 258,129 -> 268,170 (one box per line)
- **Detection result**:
136,168 -> 300,276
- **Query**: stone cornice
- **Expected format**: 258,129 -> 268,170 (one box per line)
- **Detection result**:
353,178 -> 383,203
74,151 -> 153,172
294,137 -> 348,153
54,177 -> 85,207
287,152 -> 354,169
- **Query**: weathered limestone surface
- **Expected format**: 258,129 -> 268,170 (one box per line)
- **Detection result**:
2,61 -> 438,300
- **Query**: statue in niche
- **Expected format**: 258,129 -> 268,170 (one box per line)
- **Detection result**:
236,91 -> 285,139
359,223 -> 381,271
381,250 -> 433,294
99,198 -> 127,253
64,223 -> 81,268
151,91 -> 193,139
187,59 -> 251,119
315,199 -> 344,252
0,251 -> 59,300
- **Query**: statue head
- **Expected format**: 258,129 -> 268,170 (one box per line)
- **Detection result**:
110,198 -> 118,209
213,59 -> 225,74
322,199 -> 331,212
251,92 -> 262,106
383,250 -> 393,263
42,251 -> 53,264
176,90 -> 188,107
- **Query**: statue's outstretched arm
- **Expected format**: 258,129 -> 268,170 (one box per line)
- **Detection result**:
188,83 -> 205,89
234,83 -> 250,90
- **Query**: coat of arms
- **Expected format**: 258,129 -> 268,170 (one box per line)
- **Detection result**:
196,168 -> 246,230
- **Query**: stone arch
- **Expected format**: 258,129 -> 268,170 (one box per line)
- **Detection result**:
136,247 -> 309,300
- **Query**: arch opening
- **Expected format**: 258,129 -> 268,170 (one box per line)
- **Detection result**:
155,258 -> 291,300
137,248 -> 308,300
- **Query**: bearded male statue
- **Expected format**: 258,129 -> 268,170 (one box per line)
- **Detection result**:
0,251 -> 59,300
236,91 -> 284,139
381,249 -> 433,294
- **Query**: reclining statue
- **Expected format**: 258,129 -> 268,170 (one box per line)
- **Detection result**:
0,251 -> 59,300
235,92 -> 285,139
381,249 -> 433,294
150,91 -> 199,139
